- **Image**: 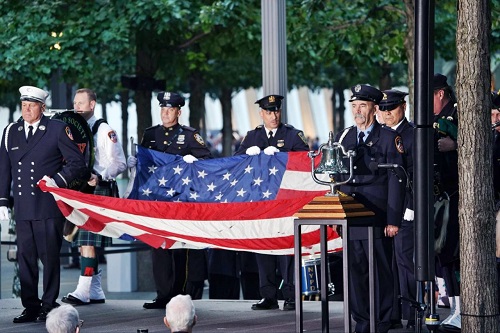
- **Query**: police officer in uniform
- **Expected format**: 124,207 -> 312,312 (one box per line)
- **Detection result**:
334,84 -> 405,333
62,88 -> 127,306
128,92 -> 212,308
432,74 -> 461,331
0,86 -> 89,323
379,89 -> 416,330
235,94 -> 309,311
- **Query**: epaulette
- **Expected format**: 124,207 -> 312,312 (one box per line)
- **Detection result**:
255,125 -> 263,129
180,125 -> 196,132
145,124 -> 161,132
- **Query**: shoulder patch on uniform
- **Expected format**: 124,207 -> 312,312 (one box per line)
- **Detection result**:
65,126 -> 74,141
298,131 -> 308,145
181,125 -> 196,132
108,130 -> 118,143
395,135 -> 404,153
194,133 -> 205,146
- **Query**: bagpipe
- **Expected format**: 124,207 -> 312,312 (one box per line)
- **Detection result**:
45,109 -> 96,241
433,116 -> 457,140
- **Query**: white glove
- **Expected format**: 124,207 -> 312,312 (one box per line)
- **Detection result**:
41,175 -> 59,188
245,146 -> 261,156
0,206 -> 11,221
127,155 -> 137,168
183,154 -> 198,163
264,146 -> 280,156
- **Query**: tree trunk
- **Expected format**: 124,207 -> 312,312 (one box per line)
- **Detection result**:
456,0 -> 499,332
379,62 -> 392,91
101,97 -> 108,122
219,87 -> 233,157
134,29 -> 157,140
403,0 -> 415,120
332,84 -> 345,133
120,89 -> 130,159
188,71 -> 205,132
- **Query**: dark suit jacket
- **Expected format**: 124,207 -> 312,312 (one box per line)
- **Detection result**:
396,118 -> 415,212
235,123 -> 309,154
335,121 -> 406,239
0,115 -> 89,220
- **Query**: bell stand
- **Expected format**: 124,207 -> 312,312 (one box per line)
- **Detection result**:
294,137 -> 376,333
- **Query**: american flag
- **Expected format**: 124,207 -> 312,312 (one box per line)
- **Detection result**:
40,148 -> 341,255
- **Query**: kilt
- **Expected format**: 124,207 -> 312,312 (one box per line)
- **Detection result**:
72,181 -> 115,247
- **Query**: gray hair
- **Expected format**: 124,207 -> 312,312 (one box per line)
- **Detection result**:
46,304 -> 80,333
165,294 -> 196,331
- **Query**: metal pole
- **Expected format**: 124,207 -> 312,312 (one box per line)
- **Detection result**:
414,0 -> 435,284
261,0 -> 288,122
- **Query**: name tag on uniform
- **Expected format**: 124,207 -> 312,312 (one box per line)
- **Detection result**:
11,147 -> 19,150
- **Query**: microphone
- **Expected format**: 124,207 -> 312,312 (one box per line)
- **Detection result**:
492,121 -> 500,130
368,161 -> 410,189
368,161 -> 400,171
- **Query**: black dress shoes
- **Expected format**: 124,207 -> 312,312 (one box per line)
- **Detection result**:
283,299 -> 295,311
251,298 -> 279,310
36,308 -> 50,322
143,298 -> 169,309
13,309 -> 39,323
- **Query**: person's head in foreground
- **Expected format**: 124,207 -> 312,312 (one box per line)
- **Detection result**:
164,294 -> 197,333
46,304 -> 82,333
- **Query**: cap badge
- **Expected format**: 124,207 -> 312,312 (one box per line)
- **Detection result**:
354,84 -> 361,92
269,95 -> 275,103
164,92 -> 170,101
382,93 -> 387,100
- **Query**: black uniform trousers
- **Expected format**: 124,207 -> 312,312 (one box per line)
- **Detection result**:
152,248 -> 185,301
16,217 -> 65,310
153,248 -> 207,301
349,237 -> 394,333
256,253 -> 294,300
393,219 -> 417,320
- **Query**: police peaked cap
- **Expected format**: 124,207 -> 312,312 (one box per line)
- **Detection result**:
379,89 -> 409,111
492,90 -> 500,109
433,73 -> 450,90
255,94 -> 284,111
19,85 -> 49,104
348,84 -> 383,104
157,91 -> 185,108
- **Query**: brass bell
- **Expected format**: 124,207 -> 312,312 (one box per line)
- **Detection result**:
315,131 -> 347,174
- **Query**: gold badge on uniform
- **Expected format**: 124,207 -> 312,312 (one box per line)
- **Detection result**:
298,131 -> 308,145
382,93 -> 388,100
269,95 -> 275,103
395,136 -> 404,153
194,133 -> 205,146
65,126 -> 74,141
277,139 -> 285,148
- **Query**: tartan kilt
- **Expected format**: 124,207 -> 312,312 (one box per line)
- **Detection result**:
72,183 -> 114,247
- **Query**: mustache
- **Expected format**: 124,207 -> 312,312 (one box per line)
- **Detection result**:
354,114 -> 366,120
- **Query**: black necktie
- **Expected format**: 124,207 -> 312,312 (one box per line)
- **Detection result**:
358,131 -> 365,144
269,131 -> 274,139
27,125 -> 33,143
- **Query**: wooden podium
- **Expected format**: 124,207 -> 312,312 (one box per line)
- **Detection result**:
294,195 -> 375,219
293,194 -> 376,333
